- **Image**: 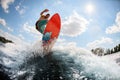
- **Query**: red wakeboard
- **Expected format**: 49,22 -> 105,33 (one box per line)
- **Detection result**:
43,13 -> 61,39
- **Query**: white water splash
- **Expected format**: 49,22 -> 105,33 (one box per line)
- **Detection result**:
53,46 -> 120,80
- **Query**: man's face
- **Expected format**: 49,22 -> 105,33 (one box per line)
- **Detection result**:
46,14 -> 50,18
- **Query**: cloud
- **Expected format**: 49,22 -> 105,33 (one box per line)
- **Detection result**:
0,18 -> 13,32
18,34 -> 24,40
7,27 -> 13,32
106,12 -> 120,34
15,5 -> 26,15
53,37 -> 78,51
61,11 -> 89,37
87,37 -> 113,49
22,22 -> 42,39
0,18 -> 6,26
53,0 -> 62,6
23,22 -> 39,34
0,0 -> 14,13
15,0 -> 26,15
55,38 -> 75,46
53,38 -> 92,56
0,29 -> 26,45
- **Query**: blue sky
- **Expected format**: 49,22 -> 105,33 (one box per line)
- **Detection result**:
0,0 -> 120,49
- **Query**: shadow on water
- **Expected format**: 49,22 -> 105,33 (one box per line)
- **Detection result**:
33,52 -> 67,80
19,52 -> 69,80
18,51 -> 88,80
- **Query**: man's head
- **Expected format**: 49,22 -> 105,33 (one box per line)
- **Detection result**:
45,13 -> 50,18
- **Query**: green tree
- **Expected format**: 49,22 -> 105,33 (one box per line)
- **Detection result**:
116,45 -> 119,52
114,46 -> 117,53
106,49 -> 111,54
91,49 -> 94,53
118,44 -> 120,51
111,49 -> 114,54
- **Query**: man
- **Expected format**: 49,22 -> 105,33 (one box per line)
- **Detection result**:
35,9 -> 52,53
35,9 -> 50,34
35,9 -> 51,42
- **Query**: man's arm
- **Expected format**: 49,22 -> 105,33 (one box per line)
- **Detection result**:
40,9 -> 49,15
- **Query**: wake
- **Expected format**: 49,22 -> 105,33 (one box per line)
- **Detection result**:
17,43 -> 120,80
1,40 -> 120,80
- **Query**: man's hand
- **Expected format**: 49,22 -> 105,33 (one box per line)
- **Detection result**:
44,9 -> 49,12
40,9 -> 49,15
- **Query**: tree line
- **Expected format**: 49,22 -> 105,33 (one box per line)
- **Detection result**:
105,43 -> 120,55
91,43 -> 120,56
